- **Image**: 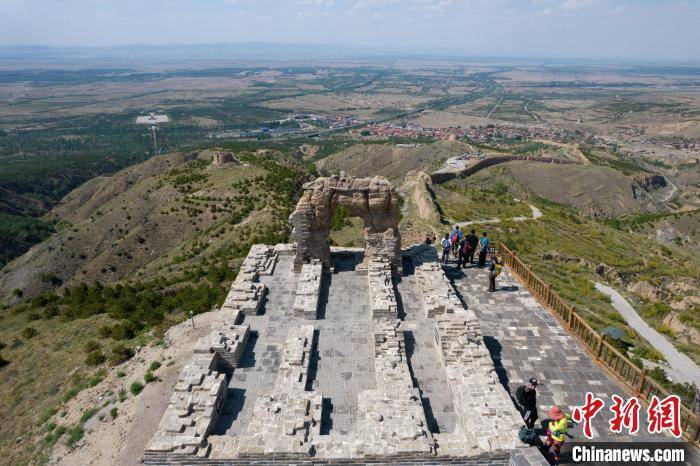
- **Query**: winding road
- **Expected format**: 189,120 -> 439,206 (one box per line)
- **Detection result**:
594,282 -> 700,387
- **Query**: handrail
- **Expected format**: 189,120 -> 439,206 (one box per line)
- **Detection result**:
495,241 -> 698,445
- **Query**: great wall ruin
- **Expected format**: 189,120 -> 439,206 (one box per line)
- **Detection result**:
143,175 -> 548,465
146,174 -> 672,465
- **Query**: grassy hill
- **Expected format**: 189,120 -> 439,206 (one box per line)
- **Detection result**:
317,139 -> 472,183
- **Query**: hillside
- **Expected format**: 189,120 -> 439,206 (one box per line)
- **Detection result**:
0,149 -> 303,303
317,140 -> 472,183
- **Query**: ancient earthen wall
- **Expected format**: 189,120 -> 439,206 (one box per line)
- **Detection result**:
431,155 -> 581,184
289,176 -> 401,270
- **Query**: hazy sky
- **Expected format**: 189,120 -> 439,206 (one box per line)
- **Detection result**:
1,0 -> 699,60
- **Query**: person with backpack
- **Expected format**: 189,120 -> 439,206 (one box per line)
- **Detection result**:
488,256 -> 502,292
542,406 -> 571,463
515,378 -> 539,429
440,233 -> 451,264
449,225 -> 462,255
465,229 -> 478,264
477,232 -> 489,267
457,237 -> 471,269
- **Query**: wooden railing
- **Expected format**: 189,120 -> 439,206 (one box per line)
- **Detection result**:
495,241 -> 699,445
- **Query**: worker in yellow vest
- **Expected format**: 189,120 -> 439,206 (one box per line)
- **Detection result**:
543,405 -> 571,463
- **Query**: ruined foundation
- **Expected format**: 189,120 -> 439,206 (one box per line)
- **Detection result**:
145,177 -> 545,465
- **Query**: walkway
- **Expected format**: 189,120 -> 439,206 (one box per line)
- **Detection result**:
443,260 -> 663,443
595,282 -> 700,387
453,201 -> 542,227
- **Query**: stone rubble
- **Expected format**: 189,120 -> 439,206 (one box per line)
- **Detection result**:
367,258 -> 398,320
357,318 -> 436,456
293,259 -> 323,319
221,244 -> 277,316
233,324 -> 322,456
146,312 -> 248,456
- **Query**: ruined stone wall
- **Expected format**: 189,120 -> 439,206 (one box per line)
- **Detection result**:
146,311 -> 247,457
367,258 -> 398,320
293,260 -> 323,319
221,245 -> 276,316
411,245 -> 464,318
357,318 -> 436,456
211,325 -> 322,457
289,176 -> 401,270
434,310 -> 523,456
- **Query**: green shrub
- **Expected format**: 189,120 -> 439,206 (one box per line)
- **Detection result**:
130,381 -> 144,395
110,407 -> 118,419
148,361 -> 161,372
144,371 -> 155,383
117,370 -> 126,378
79,407 -> 98,423
118,388 -> 127,402
85,350 -> 106,366
66,424 -> 84,447
109,344 -> 134,364
83,340 -> 100,353
21,326 -> 38,339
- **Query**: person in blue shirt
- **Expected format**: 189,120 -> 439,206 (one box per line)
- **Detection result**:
478,232 -> 489,267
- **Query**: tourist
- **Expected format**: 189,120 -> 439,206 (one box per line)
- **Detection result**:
477,232 -> 489,267
450,225 -> 462,254
542,406 -> 571,463
457,237 -> 471,269
441,233 -> 451,264
693,386 -> 700,442
515,378 -> 539,429
466,229 -> 478,264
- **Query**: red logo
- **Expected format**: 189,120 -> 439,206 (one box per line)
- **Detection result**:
572,392 -> 605,439
647,395 -> 682,438
609,395 -> 641,434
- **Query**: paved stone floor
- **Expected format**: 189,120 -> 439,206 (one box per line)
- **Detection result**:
442,257 -> 663,443
311,253 -> 377,435
397,271 -> 458,434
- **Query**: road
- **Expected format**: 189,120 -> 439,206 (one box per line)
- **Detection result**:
594,282 -> 700,387
660,176 -> 679,202
486,95 -> 503,119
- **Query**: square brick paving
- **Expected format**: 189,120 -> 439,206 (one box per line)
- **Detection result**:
443,258 -> 661,443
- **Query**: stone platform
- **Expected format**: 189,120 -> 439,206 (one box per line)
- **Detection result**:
145,244 -> 545,465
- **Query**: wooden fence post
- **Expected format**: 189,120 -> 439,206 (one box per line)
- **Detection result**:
636,369 -> 646,398
595,334 -> 604,360
568,306 -> 575,328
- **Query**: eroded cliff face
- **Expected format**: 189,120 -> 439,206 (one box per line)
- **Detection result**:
289,175 -> 401,270
401,170 -> 442,225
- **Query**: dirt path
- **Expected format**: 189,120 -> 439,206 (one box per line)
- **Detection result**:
453,201 -> 542,227
594,282 -> 700,387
